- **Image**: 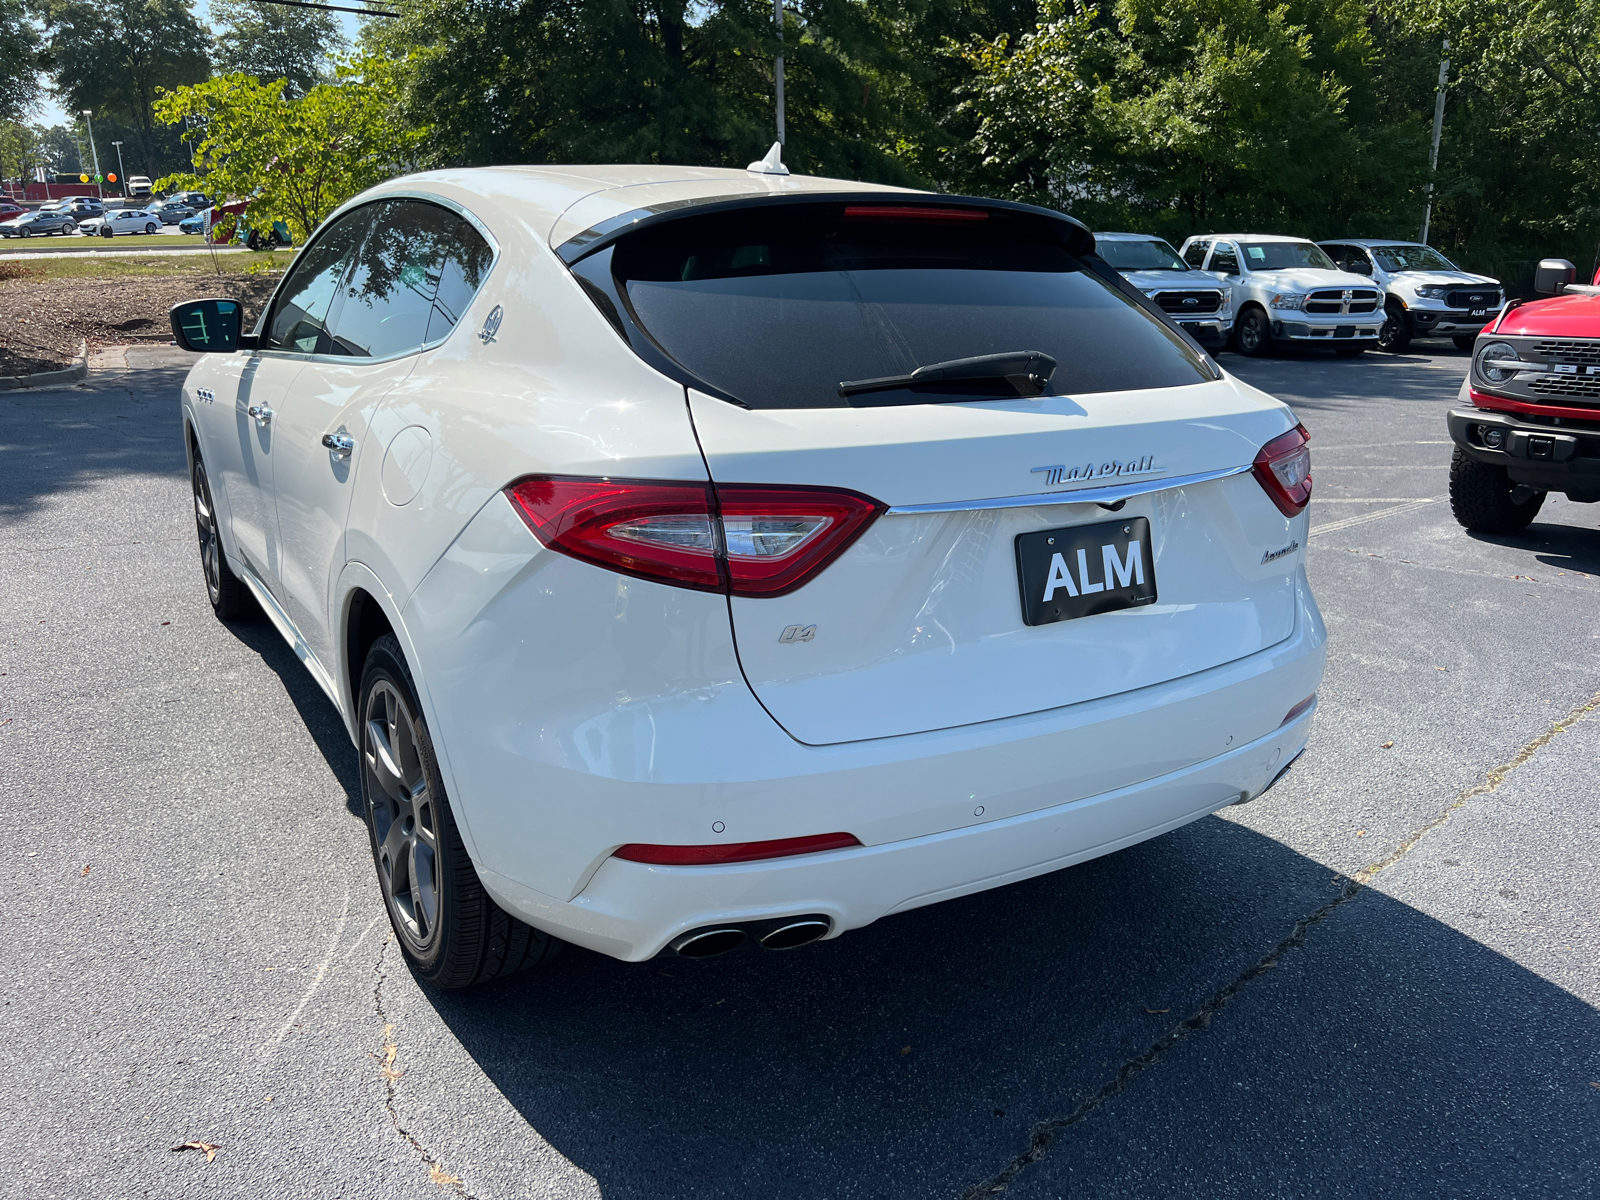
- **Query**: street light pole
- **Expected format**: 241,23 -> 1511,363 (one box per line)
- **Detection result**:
81,110 -> 102,198
773,0 -> 785,145
111,141 -> 126,196
1419,39 -> 1449,245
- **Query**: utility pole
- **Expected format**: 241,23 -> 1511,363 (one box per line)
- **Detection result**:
773,0 -> 785,145
81,110 -> 102,197
111,141 -> 126,196
1419,39 -> 1449,245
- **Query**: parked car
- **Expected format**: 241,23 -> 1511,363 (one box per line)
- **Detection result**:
79,208 -> 161,237
127,175 -> 153,198
0,201 -> 26,222
237,217 -> 292,250
152,201 -> 195,225
169,190 -> 210,210
1319,240 -> 1503,352
0,209 -> 77,237
63,197 -> 104,219
1095,232 -> 1233,350
1447,258 -> 1600,533
171,166 -> 1326,986
1179,234 -> 1382,356
177,211 -> 208,235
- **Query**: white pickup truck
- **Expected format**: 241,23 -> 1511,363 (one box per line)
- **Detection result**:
1179,234 -> 1382,356
1317,239 -> 1503,352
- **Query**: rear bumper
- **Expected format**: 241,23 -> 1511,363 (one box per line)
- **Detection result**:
471,575 -> 1326,962
1447,407 -> 1600,500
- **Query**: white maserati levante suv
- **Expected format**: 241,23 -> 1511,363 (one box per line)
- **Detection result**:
171,166 -> 1325,987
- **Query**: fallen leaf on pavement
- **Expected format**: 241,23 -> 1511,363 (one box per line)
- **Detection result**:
1143,1007 -> 1170,1014
1357,830 -> 1367,837
429,1164 -> 461,1188
172,1141 -> 220,1163
160,621 -> 170,626
1380,741 -> 1394,749
900,1045 -> 912,1055
80,865 -> 90,876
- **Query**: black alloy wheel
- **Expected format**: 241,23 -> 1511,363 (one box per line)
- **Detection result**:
1235,306 -> 1272,357
1448,448 -> 1545,534
247,231 -> 264,251
359,635 -> 561,988
1377,308 -> 1412,352
191,454 -> 252,619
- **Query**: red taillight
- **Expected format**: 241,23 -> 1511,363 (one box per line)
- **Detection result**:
841,205 -> 989,222
613,832 -> 861,865
1253,425 -> 1313,517
505,476 -> 885,598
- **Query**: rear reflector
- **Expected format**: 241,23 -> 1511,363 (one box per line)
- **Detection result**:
1253,425 -> 1313,517
613,832 -> 862,866
506,476 -> 884,597
1282,694 -> 1316,725
841,205 -> 989,222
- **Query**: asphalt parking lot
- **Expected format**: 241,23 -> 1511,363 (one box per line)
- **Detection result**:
3,344 -> 1597,1199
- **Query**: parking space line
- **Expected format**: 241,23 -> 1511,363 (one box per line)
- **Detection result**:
1310,498 -> 1444,536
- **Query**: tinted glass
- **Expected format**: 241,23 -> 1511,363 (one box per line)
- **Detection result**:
599,206 -> 1211,409
1209,243 -> 1240,274
1096,238 -> 1188,271
1183,240 -> 1210,267
266,208 -> 368,352
326,200 -> 493,358
1371,244 -> 1457,273
1240,241 -> 1337,271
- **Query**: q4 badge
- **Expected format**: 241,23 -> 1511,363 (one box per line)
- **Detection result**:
479,304 -> 504,345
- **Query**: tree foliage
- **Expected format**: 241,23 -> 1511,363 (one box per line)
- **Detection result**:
37,0 -> 210,176
0,0 -> 41,123
211,0 -> 348,97
153,59 -> 426,240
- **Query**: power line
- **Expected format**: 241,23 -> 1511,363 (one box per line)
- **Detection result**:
251,0 -> 402,17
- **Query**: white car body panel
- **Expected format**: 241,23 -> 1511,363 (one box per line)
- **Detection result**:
179,165 -> 1327,963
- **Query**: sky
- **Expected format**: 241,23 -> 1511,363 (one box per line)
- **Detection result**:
33,2 -> 365,127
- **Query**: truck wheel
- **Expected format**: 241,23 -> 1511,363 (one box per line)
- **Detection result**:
1449,449 -> 1545,534
1378,308 -> 1412,352
1452,335 -> 1476,352
1234,307 -> 1272,357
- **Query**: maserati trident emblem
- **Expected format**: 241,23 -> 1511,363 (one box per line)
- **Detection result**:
1032,456 -> 1162,489
479,304 -> 504,344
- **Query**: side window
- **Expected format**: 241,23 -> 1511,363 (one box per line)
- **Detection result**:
266,208 -> 370,353
1183,239 -> 1210,268
1209,242 -> 1240,274
324,200 -> 493,359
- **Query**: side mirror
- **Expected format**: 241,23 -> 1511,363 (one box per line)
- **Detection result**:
1534,258 -> 1576,295
1349,260 -> 1372,276
170,298 -> 257,353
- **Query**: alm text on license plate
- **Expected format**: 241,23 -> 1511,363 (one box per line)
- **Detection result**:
1014,517 -> 1157,627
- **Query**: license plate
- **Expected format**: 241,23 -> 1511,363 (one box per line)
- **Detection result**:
1334,325 -> 1355,338
1015,517 -> 1157,627
1471,309 -> 1487,317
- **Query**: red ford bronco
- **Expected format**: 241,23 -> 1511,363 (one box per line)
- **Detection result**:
1448,258 -> 1600,532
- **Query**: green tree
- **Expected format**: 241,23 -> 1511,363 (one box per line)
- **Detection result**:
0,0 -> 42,122
39,0 -> 210,176
154,59 -> 425,239
211,0 -> 348,97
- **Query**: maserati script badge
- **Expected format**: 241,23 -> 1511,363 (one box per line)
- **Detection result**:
479,304 -> 504,344
1031,456 -> 1161,489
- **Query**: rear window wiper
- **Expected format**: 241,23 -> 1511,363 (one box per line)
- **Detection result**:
838,351 -> 1058,399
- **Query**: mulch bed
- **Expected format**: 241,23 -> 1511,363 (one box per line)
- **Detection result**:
0,267 -> 280,377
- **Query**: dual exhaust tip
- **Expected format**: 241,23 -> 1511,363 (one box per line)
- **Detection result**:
670,915 -> 832,959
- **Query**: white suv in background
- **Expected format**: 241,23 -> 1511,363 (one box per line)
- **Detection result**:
1318,239 -> 1503,352
1094,232 -> 1232,350
1180,234 -> 1382,357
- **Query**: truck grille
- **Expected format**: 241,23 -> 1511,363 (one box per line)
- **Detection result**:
1534,339 -> 1600,367
1151,289 -> 1224,315
1445,288 -> 1501,310
1306,288 -> 1380,315
1528,375 -> 1600,400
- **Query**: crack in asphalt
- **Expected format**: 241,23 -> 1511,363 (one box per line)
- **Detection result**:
960,687 -> 1600,1198
372,934 -> 476,1199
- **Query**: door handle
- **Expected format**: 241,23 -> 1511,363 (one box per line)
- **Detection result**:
321,432 -> 355,459
247,404 -> 273,428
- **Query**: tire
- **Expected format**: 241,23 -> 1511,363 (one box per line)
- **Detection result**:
1452,335 -> 1477,352
145,222 -> 157,235
1377,308 -> 1412,352
191,454 -> 253,620
1234,306 -> 1272,357
267,231 -> 285,248
247,231 -> 264,251
1335,345 -> 1366,357
359,634 -> 562,988
19,227 -> 30,237
1448,448 -> 1545,534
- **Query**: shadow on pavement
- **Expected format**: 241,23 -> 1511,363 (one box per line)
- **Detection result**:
1467,521 -> 1600,578
411,817 -> 1599,1199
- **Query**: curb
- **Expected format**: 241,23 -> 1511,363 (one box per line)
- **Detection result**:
0,339 -> 88,391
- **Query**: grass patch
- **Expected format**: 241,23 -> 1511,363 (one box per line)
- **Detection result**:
0,251 -> 284,283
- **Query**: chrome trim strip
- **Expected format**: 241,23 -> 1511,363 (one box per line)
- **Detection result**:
887,464 -> 1254,515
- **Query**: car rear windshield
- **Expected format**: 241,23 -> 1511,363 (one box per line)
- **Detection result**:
583,204 -> 1213,409
1240,241 -> 1337,272
1096,238 -> 1188,271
